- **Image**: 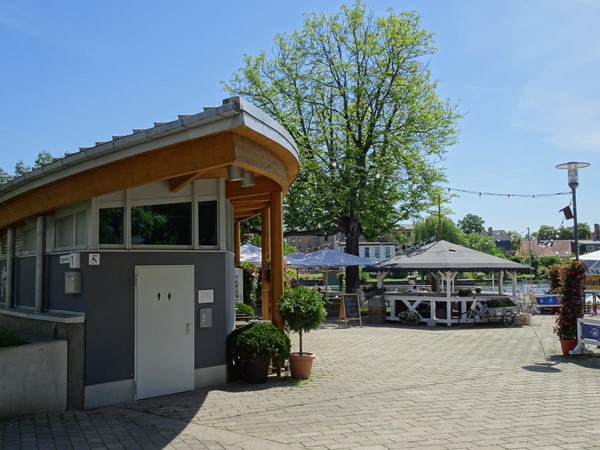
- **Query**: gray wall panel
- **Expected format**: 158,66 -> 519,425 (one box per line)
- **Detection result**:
46,255 -> 85,312
84,251 -> 233,387
0,260 -> 6,305
15,257 -> 35,308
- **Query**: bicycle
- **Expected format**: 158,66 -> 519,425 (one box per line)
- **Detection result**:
459,299 -> 516,328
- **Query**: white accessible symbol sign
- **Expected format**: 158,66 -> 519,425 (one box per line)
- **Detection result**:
89,254 -> 100,266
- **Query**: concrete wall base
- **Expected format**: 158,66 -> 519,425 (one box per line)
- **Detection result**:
85,379 -> 134,409
195,365 -> 226,389
0,340 -> 67,418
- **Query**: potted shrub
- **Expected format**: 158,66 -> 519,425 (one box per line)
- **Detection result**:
397,309 -> 420,325
235,302 -> 255,321
552,260 -> 586,356
279,286 -> 326,379
227,322 -> 290,383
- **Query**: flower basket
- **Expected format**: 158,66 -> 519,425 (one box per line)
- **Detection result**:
552,260 -> 586,342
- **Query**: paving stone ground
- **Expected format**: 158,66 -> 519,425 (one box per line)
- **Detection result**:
2,315 -> 600,449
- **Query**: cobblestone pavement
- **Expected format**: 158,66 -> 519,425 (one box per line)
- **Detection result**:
2,315 -> 600,449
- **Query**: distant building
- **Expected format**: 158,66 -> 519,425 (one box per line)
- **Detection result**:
518,240 -> 572,259
482,227 -> 512,256
334,238 -> 397,263
285,233 -> 341,253
286,224 -> 412,262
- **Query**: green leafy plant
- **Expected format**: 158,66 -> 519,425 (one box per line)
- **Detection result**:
235,302 -> 255,317
363,284 -> 386,297
237,261 -> 258,306
397,310 -> 420,322
553,260 -> 587,340
279,286 -> 326,355
227,322 -> 290,364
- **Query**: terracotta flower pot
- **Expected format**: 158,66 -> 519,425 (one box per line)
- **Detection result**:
559,338 -> 577,356
289,352 -> 316,379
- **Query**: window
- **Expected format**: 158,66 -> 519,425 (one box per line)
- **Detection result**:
76,210 -> 87,246
131,202 -> 191,246
55,210 -> 87,249
55,215 -> 74,248
374,247 -> 380,258
364,247 -> 370,258
197,201 -> 217,246
99,207 -> 124,245
385,247 -> 391,258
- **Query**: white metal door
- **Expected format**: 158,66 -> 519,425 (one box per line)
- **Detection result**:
135,265 -> 195,400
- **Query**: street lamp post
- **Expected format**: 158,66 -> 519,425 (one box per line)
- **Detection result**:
556,161 -> 590,260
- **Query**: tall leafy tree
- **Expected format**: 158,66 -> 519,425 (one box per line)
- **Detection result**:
34,151 -> 54,167
0,168 -> 12,184
458,213 -> 485,235
225,2 -> 461,291
535,225 -> 558,241
507,230 -> 522,256
558,223 -> 591,240
412,215 -> 466,246
14,161 -> 31,176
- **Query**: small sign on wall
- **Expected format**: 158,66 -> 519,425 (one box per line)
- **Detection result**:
59,253 -> 81,269
89,254 -> 100,266
198,289 -> 214,304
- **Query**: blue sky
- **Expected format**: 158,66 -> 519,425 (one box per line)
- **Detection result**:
1,0 -> 598,236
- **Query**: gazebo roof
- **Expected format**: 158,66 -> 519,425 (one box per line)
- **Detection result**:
378,240 -> 531,273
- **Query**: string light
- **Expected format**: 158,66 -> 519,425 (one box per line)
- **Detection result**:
440,186 -> 570,199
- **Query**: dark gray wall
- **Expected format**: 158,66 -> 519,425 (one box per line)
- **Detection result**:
0,260 -> 6,305
83,251 -> 234,387
47,256 -> 85,312
15,257 -> 35,308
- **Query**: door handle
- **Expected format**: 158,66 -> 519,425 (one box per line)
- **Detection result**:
186,323 -> 191,334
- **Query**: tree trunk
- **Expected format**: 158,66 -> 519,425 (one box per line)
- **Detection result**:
340,217 -> 362,293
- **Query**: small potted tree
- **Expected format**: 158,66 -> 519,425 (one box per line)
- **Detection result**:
227,322 -> 290,383
279,286 -> 326,379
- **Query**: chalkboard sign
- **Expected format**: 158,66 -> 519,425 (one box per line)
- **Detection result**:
340,294 -> 362,326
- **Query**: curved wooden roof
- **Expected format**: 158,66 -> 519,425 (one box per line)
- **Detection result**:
378,240 -> 531,273
0,97 -> 300,227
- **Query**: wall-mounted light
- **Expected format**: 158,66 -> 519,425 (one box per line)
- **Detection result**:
227,165 -> 245,181
240,171 -> 255,188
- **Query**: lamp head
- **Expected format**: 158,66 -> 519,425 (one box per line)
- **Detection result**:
555,161 -> 590,189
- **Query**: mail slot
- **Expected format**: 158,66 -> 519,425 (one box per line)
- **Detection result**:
65,271 -> 81,294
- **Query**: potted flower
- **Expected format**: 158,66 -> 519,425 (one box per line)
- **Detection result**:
552,260 -> 586,356
279,286 -> 326,379
226,322 -> 290,383
397,309 -> 420,325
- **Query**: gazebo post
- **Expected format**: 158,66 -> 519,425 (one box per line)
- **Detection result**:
506,271 -> 517,297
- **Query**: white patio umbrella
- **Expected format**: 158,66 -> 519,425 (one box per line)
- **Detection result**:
239,243 -> 262,264
582,249 -> 600,271
290,248 -> 376,295
240,244 -> 311,267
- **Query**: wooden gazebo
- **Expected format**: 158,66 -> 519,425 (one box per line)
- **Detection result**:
377,240 -> 531,326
